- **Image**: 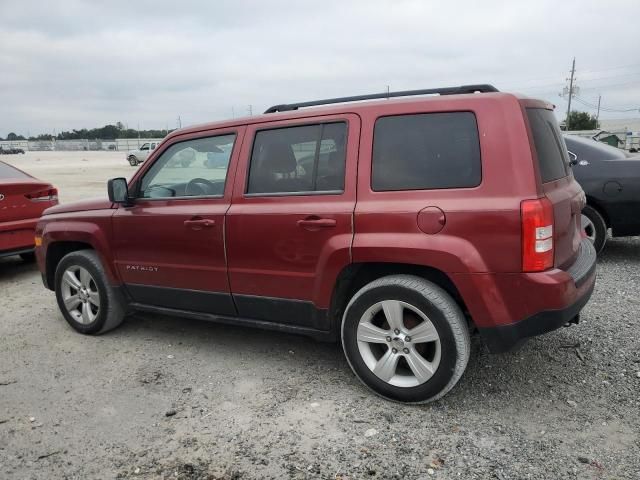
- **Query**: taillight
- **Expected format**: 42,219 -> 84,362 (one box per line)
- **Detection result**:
25,187 -> 58,202
521,197 -> 554,272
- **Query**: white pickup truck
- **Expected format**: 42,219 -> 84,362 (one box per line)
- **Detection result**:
127,142 -> 158,166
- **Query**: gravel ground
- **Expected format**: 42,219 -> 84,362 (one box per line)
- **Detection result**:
0,153 -> 639,479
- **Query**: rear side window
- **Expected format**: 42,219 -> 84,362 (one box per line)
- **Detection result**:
247,122 -> 347,194
372,112 -> 481,191
526,108 -> 569,183
0,161 -> 28,179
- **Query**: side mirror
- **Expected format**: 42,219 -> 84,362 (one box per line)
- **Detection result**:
108,177 -> 130,204
567,151 -> 578,166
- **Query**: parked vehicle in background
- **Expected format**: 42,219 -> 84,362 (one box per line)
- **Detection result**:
35,85 -> 596,403
0,161 -> 58,261
127,142 -> 158,166
565,135 -> 640,253
0,146 -> 26,155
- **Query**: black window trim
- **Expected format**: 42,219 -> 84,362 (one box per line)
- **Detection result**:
133,131 -> 238,201
244,119 -> 349,197
370,110 -> 483,193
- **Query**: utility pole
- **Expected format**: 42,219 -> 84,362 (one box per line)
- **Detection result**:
386,85 -> 390,98
177,116 -> 182,129
248,105 -> 253,116
596,95 -> 601,127
565,58 -> 576,131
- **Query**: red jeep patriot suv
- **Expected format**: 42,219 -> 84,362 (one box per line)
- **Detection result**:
35,85 -> 597,403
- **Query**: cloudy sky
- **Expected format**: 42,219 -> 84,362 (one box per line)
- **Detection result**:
1,0 -> 639,137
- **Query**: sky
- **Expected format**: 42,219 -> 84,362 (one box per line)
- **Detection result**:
1,0 -> 639,138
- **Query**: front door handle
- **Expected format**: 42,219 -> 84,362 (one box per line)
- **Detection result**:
184,218 -> 216,229
297,217 -> 337,230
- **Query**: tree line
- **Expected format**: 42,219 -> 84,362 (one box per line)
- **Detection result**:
1,122 -> 172,141
1,112 -> 601,142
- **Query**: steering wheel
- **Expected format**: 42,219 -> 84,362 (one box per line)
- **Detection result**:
185,178 -> 216,196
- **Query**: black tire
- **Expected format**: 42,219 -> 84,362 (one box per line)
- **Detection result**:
54,250 -> 125,335
128,156 -> 139,166
341,275 -> 470,403
19,251 -> 36,262
582,205 -> 607,254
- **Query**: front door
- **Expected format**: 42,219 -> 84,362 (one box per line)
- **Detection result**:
112,128 -> 244,315
226,115 -> 359,330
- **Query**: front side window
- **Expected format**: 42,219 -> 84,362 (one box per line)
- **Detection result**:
372,112 -> 481,191
139,134 -> 236,198
140,143 -> 150,151
247,122 -> 347,194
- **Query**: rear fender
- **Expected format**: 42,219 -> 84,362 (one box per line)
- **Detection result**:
352,233 -> 489,274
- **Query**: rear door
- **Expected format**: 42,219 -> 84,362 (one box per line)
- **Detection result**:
524,106 -> 584,268
225,115 -> 359,330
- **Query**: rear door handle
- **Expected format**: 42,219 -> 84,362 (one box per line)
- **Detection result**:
297,217 -> 337,229
184,218 -> 216,229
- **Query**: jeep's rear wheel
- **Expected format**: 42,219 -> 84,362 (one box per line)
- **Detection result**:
341,275 -> 470,403
54,250 -> 125,334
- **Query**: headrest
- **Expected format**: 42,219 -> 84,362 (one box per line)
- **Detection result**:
262,142 -> 297,174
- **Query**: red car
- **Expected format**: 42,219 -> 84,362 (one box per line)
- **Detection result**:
0,160 -> 58,260
35,85 -> 596,403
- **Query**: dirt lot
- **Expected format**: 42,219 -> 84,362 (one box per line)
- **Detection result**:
1,152 -> 639,479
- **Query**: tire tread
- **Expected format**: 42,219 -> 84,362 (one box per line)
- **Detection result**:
341,274 -> 470,403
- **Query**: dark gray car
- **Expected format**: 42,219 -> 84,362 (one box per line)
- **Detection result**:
565,135 -> 640,252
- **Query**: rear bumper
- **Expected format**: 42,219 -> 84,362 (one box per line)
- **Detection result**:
0,246 -> 34,259
453,238 -> 597,353
0,218 -> 38,255
478,278 -> 594,353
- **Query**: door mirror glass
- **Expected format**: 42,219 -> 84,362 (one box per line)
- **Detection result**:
108,177 -> 129,203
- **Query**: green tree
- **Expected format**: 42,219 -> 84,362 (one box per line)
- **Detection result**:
7,132 -> 26,141
566,111 -> 598,131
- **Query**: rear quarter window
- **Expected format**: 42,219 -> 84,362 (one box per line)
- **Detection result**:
371,112 -> 481,191
0,161 -> 28,179
526,108 -> 569,183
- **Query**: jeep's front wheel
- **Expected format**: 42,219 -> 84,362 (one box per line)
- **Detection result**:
341,275 -> 470,403
54,250 -> 125,334
128,156 -> 139,166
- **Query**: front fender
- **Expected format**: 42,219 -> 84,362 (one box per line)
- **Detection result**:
39,213 -> 119,285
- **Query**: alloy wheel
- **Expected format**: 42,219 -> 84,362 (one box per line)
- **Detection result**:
60,266 -> 100,324
581,213 -> 596,243
356,300 -> 441,388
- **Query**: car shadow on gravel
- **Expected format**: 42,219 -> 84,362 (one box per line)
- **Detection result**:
598,236 -> 640,264
0,256 -> 39,284
118,310 -> 342,360
110,308 -> 585,410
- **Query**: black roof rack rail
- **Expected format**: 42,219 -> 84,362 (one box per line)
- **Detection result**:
264,84 -> 499,114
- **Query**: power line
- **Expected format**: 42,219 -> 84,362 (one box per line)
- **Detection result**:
574,96 -> 640,113
502,63 -> 640,91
